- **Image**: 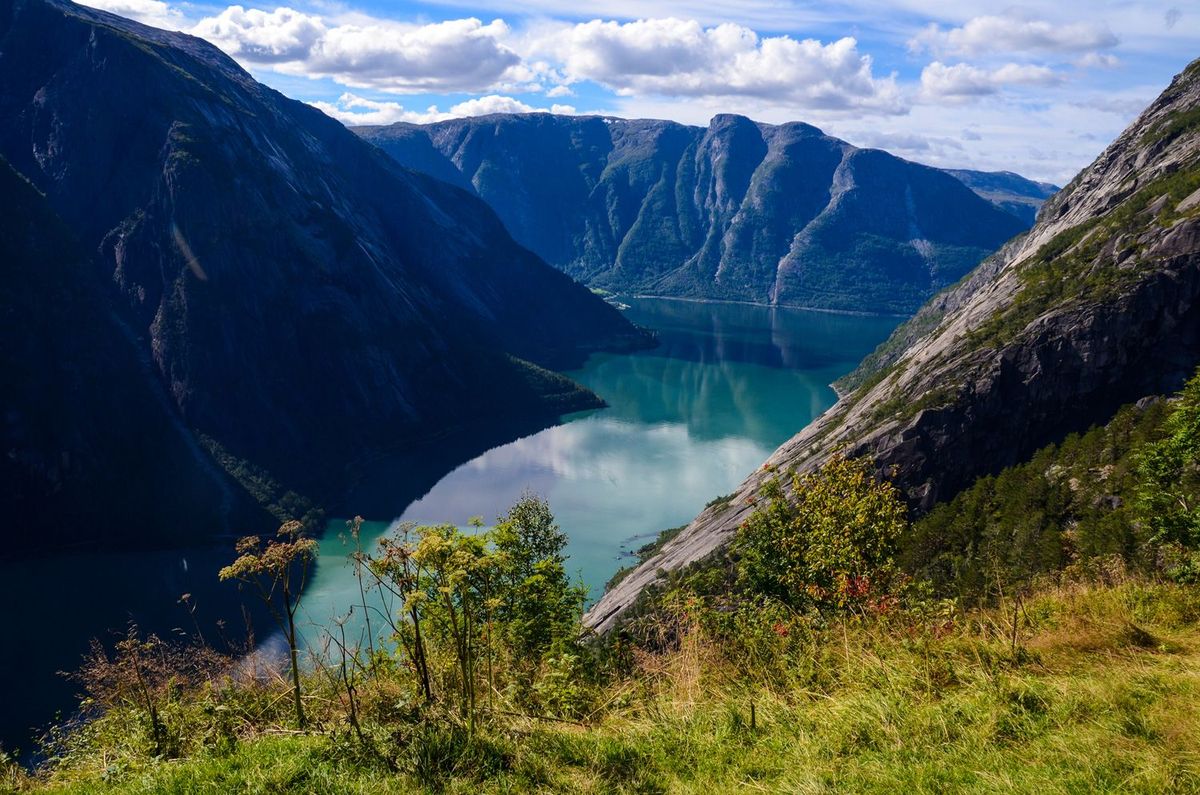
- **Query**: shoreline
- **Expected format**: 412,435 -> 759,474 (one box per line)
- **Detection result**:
622,292 -> 908,319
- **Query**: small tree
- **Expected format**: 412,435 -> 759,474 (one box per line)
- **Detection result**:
361,495 -> 587,725
492,493 -> 586,667
219,520 -> 317,728
734,456 -> 908,611
370,523 -> 434,703
1137,370 -> 1200,551
409,524 -> 496,731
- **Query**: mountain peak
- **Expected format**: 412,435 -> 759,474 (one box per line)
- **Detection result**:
359,112 -> 1028,314
707,112 -> 758,127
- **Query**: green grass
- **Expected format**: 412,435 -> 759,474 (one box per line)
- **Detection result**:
703,493 -> 735,511
15,579 -> 1200,794
1141,105 -> 1200,148
33,736 -> 393,794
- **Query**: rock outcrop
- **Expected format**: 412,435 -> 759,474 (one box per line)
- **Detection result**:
586,58 -> 1200,633
357,114 -> 1035,314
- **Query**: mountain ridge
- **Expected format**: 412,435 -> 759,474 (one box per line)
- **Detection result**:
943,169 -> 1059,225
356,112 -> 1037,314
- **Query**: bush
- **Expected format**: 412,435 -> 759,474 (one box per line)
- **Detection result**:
733,456 -> 908,611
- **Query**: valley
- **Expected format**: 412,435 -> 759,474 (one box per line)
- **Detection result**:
0,296 -> 898,753
2,1 -> 1199,791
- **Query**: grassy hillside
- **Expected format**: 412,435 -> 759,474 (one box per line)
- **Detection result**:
7,578 -> 1199,793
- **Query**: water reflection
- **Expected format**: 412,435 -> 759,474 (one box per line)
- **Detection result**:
299,298 -> 900,634
0,296 -> 898,752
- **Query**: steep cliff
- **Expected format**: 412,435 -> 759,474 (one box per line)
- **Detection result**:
0,0 -> 647,555
0,158 -> 275,554
357,114 -> 1032,314
587,58 -> 1200,633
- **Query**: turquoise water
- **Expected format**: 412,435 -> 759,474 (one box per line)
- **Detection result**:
0,296 -> 897,752
297,297 -> 900,634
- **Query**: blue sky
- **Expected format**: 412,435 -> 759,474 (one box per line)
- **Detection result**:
82,0 -> 1197,183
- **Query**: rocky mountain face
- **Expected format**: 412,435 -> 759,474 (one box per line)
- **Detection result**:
586,59 -> 1200,633
357,115 -> 1032,314
944,170 -> 1059,226
0,0 -> 647,556
0,158 -> 271,554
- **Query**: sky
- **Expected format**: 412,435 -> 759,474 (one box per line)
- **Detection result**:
79,0 -> 1197,184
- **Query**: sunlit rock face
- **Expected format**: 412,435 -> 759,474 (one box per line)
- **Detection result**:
587,58 -> 1200,633
357,113 -> 1036,314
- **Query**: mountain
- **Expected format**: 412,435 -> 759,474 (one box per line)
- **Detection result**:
0,158 -> 270,554
0,0 -> 647,556
587,58 -> 1200,633
944,169 -> 1059,226
356,114 -> 1029,315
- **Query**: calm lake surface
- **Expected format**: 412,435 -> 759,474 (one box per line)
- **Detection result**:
299,297 -> 900,631
0,296 -> 898,753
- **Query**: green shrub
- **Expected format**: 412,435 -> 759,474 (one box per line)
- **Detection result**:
734,456 -> 908,611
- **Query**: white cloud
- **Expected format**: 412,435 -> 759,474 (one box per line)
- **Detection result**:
309,93 -> 426,125
192,9 -> 521,93
73,0 -> 1188,185
850,130 -> 964,155
1075,52 -> 1120,69
448,94 -> 576,116
919,61 -> 1062,101
910,14 -> 1119,57
76,0 -> 183,29
311,92 -> 576,125
826,98 -> 1124,185
529,18 -> 905,113
192,6 -> 324,61
1070,91 -> 1157,117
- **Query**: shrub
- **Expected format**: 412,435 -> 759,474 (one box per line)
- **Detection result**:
734,456 -> 908,611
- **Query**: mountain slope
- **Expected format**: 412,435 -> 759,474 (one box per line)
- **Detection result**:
357,114 -> 1029,314
0,0 -> 646,555
587,58 -> 1200,633
944,169 -> 1059,225
0,157 -> 274,554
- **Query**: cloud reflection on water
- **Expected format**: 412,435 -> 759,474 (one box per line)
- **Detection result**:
301,298 -> 900,628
